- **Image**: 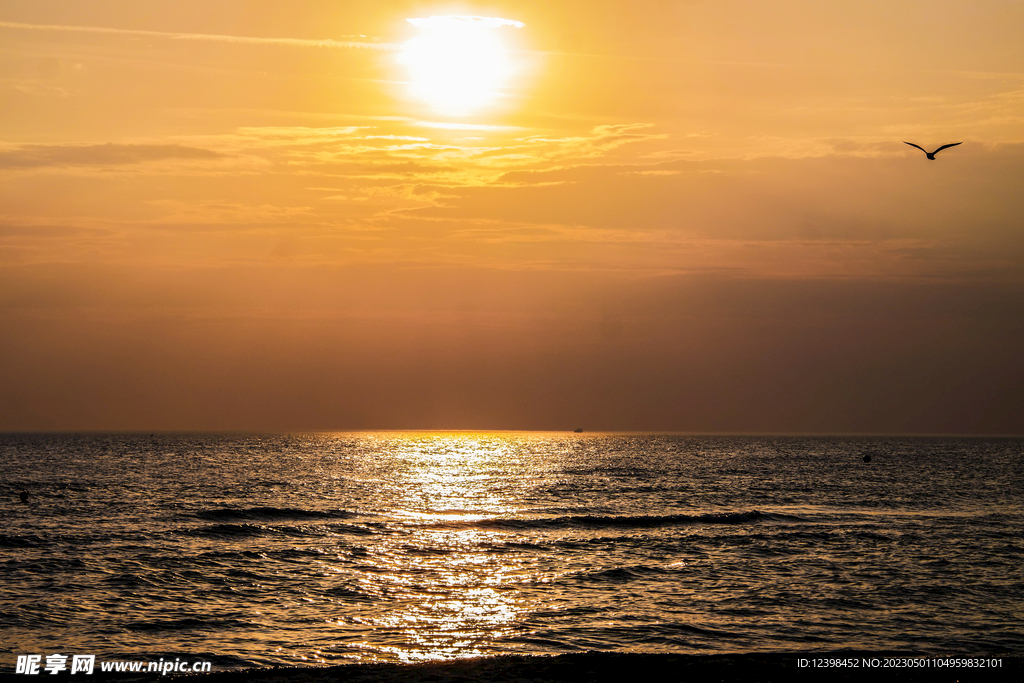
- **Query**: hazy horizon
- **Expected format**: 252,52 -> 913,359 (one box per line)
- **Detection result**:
4,430 -> 1023,439
2,1 -> 1022,434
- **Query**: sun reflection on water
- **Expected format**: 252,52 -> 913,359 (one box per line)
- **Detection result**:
352,432 -> 549,661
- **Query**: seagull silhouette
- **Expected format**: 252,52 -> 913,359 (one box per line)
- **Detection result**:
903,141 -> 962,160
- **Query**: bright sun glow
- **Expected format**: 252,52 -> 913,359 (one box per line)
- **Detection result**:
400,15 -> 524,115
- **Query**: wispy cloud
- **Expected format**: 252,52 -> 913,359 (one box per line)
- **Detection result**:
0,143 -> 223,168
166,123 -> 664,191
0,20 -> 394,50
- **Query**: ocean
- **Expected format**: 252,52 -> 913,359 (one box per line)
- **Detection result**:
2,433 -> 1022,670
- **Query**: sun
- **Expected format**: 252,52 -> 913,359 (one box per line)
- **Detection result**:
399,15 -> 524,115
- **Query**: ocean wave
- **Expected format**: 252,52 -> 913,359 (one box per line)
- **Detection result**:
0,532 -> 48,548
193,506 -> 358,522
417,510 -> 775,531
125,617 -> 260,632
323,583 -> 373,600
575,565 -> 669,583
192,521 -> 378,539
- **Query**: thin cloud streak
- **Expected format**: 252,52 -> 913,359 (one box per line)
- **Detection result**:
0,143 -> 223,168
0,20 -> 396,51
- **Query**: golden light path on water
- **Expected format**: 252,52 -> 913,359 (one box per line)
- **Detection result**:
345,433 -> 555,662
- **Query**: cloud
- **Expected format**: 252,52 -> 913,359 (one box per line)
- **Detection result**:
0,20 -> 392,51
0,222 -> 109,238
0,143 -> 223,169
144,200 -> 315,226
227,122 -> 664,183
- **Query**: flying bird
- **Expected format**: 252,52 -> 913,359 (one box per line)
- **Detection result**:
903,141 -> 962,160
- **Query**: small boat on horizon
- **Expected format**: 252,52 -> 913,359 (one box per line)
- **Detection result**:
574,428 -> 584,433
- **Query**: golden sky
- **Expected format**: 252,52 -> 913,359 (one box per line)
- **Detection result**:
1,0 -> 1022,433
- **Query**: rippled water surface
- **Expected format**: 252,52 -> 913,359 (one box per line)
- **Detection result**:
2,433 -> 1022,668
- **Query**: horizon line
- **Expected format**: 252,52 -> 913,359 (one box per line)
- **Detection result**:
2,429 -> 1021,438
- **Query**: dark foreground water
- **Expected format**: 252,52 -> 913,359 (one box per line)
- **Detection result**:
1,433 -> 1022,670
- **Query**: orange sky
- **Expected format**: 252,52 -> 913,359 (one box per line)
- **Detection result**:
1,0 -> 1022,433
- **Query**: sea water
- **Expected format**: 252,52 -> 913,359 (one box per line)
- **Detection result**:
2,433 -> 1021,669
